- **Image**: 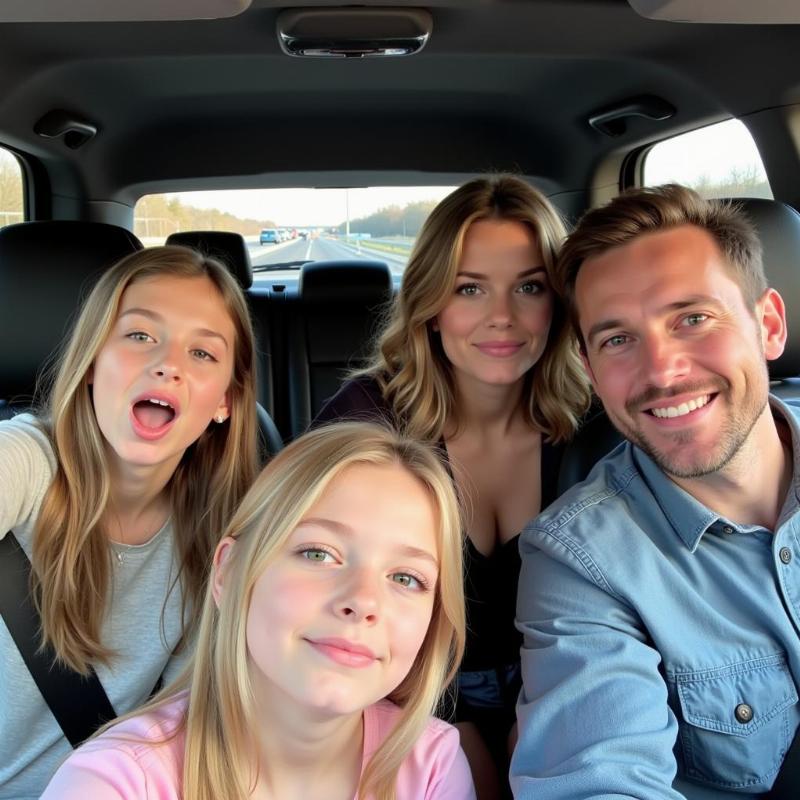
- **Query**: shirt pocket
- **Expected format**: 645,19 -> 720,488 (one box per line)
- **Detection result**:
675,653 -> 798,791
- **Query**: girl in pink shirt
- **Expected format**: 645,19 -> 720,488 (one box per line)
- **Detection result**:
43,422 -> 476,800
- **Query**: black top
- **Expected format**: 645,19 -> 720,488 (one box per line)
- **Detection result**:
313,375 -> 563,673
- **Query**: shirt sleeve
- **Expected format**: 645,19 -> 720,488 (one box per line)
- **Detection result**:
0,418 -> 54,537
40,746 -> 149,800
511,536 -> 686,800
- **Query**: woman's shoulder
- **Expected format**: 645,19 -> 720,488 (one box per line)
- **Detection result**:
312,374 -> 395,427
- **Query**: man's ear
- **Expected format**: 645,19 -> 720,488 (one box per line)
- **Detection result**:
757,288 -> 788,362
212,537 -> 236,608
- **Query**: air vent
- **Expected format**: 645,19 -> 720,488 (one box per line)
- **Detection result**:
277,8 -> 433,58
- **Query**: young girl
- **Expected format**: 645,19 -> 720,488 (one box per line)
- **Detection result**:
314,175 -> 591,797
42,422 -> 474,800
0,246 -> 260,798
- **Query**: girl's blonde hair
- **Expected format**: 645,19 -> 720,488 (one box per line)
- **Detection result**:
110,422 -> 465,800
32,245 -> 260,673
364,174 -> 590,442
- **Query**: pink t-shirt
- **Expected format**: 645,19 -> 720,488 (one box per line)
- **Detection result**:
42,694 -> 476,799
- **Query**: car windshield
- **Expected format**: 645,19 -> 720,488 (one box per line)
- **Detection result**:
135,186 -> 458,278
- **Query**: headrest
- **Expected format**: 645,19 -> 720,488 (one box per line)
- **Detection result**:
0,220 -> 142,401
166,230 -> 253,289
736,198 -> 800,378
299,259 -> 392,305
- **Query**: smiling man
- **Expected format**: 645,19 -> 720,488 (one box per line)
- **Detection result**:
511,185 -> 800,799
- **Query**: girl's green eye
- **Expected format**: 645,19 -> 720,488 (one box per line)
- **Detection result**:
391,572 -> 427,590
302,548 -> 331,562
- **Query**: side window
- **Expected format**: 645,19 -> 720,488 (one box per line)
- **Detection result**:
642,119 -> 772,199
0,147 -> 24,229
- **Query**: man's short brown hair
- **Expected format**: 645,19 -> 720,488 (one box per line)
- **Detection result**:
557,184 -> 766,349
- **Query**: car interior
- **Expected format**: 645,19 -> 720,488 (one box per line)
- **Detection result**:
3,0 -> 800,795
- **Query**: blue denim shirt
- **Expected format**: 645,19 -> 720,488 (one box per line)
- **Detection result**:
512,397 -> 800,799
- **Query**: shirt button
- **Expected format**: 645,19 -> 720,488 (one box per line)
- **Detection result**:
722,525 -> 734,535
735,703 -> 754,724
780,547 -> 793,565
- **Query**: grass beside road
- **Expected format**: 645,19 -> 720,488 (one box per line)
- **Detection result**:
344,237 -> 413,256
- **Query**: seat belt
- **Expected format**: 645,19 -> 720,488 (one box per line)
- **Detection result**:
0,531 -> 116,747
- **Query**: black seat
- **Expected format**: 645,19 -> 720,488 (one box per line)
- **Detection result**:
556,196 -> 800,495
165,229 -> 282,455
0,221 -> 142,419
166,230 -> 253,290
738,198 -> 800,397
287,259 -> 392,438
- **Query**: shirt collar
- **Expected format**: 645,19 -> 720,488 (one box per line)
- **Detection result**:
630,395 -> 800,552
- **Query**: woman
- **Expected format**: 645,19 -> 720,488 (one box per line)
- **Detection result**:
43,422 -> 473,800
0,246 -> 260,798
315,175 -> 590,797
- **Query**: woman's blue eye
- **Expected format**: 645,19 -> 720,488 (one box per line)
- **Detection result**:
127,331 -> 154,343
192,348 -> 217,362
456,283 -> 480,296
518,281 -> 544,295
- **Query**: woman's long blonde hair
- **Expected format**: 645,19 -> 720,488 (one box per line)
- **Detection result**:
364,174 -> 590,442
32,245 -> 260,673
107,422 -> 465,800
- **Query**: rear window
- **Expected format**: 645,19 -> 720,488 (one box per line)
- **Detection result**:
642,119 -> 772,199
0,147 -> 24,229
134,186 -> 457,279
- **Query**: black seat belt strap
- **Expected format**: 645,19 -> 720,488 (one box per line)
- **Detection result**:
0,531 -> 116,747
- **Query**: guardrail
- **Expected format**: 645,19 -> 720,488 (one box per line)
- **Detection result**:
343,237 -> 414,256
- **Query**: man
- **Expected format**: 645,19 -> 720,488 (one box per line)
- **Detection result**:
511,184 -> 799,798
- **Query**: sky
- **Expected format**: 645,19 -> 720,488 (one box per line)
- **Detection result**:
163,185 -> 458,227
644,119 -> 769,187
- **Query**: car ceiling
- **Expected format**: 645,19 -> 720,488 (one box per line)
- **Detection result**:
0,0 -> 799,216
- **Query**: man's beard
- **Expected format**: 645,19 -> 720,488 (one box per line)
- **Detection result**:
615,373 -> 768,479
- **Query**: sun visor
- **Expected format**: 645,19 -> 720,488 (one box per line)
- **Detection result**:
628,0 -> 800,24
0,0 -> 250,22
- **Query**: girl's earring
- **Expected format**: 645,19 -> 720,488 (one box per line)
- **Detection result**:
215,415 -> 225,424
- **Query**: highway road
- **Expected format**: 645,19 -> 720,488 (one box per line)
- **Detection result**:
247,236 -> 408,276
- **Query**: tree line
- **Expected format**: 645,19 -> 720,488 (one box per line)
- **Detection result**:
134,194 -> 275,239
336,200 -> 439,238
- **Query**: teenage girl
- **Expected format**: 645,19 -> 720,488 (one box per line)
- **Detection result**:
0,246 -> 260,798
314,176 -> 591,797
43,422 -> 474,800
